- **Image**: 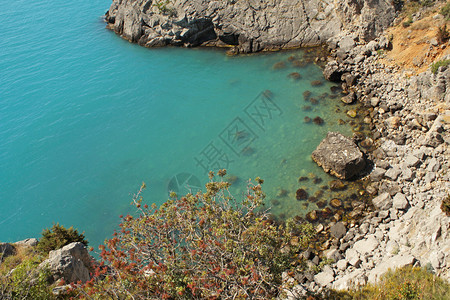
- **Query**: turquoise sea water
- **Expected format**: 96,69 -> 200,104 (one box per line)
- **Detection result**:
0,0 -> 355,247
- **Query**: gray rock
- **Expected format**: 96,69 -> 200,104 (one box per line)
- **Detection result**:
324,248 -> 343,262
372,192 -> 392,210
105,0 -> 396,53
370,167 -> 386,181
330,222 -> 347,239
401,167 -> 414,181
314,271 -> 335,287
404,155 -> 420,168
424,172 -> 436,184
370,97 -> 380,107
345,248 -> 361,267
312,132 -> 366,180
0,243 -> 15,259
427,158 -> 441,172
336,259 -> 348,271
368,255 -> 416,283
39,242 -> 92,284
385,167 -> 401,180
392,193 -> 408,210
353,236 -> 380,254
429,251 -> 445,269
14,238 -> 38,247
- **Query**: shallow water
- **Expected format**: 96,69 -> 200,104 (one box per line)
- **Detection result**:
0,0 -> 356,247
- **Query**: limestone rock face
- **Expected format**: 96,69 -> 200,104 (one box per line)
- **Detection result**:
311,132 -> 366,180
104,0 -> 396,53
39,242 -> 92,284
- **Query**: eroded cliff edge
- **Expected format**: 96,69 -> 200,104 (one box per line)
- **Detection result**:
105,0 -> 397,53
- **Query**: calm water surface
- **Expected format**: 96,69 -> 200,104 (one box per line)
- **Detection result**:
0,0 -> 354,247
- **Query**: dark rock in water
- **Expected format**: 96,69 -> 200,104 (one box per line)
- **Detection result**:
310,98 -> 319,105
288,72 -> 302,80
317,200 -> 327,208
226,175 -> 239,184
287,55 -> 297,62
296,188 -> 308,200
263,89 -> 273,98
306,210 -> 318,222
330,222 -> 347,239
341,92 -> 356,104
298,176 -> 308,182
311,80 -> 323,87
320,207 -> 333,218
303,90 -> 312,100
313,177 -> 323,184
271,199 -> 280,206
241,146 -> 254,156
292,60 -> 307,68
273,61 -> 286,70
330,86 -> 341,94
308,196 -> 318,203
304,116 -> 312,123
329,179 -> 346,191
330,198 -> 343,208
311,132 -> 366,180
277,189 -> 288,197
338,119 -> 346,125
302,105 -> 312,111
314,190 -> 324,198
313,116 -> 324,125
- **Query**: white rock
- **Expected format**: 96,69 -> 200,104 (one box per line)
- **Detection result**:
367,254 -> 416,283
393,193 -> 409,210
314,271 -> 335,287
372,192 -> 392,210
354,236 -> 379,255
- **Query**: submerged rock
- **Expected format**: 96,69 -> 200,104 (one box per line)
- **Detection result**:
312,132 -> 366,180
296,188 -> 309,200
313,116 -> 324,125
288,72 -> 302,80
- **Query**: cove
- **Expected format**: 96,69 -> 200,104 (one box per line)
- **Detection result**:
0,0 -> 354,248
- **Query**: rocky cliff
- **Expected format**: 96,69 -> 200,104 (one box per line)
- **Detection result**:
105,0 -> 397,53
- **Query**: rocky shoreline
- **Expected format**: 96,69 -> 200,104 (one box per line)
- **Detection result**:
104,0 -> 396,54
105,0 -> 449,295
283,32 -> 449,296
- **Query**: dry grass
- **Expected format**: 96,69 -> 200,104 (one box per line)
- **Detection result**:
381,2 -> 450,74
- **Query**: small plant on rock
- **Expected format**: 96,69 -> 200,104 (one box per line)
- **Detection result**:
441,194 -> 450,216
436,24 -> 449,44
37,223 -> 88,254
430,59 -> 450,74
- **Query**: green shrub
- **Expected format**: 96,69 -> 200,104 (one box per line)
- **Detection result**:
430,59 -> 450,74
76,172 -> 315,299
440,1 -> 450,20
37,223 -> 88,254
327,265 -> 450,299
402,15 -> 413,27
0,257 -> 54,299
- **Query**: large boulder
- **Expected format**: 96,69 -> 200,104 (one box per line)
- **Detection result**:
312,132 -> 366,180
39,242 -> 92,284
